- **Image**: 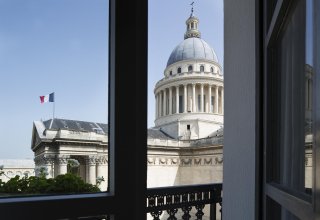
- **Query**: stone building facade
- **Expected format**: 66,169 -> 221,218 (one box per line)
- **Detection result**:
30,10 -> 225,191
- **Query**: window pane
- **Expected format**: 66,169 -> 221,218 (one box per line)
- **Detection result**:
0,0 -> 109,196
148,0 -> 224,189
267,0 -> 313,196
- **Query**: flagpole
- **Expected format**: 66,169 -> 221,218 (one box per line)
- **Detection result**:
49,92 -> 55,129
53,101 -> 55,119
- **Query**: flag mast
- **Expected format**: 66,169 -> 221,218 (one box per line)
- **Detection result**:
50,92 -> 55,129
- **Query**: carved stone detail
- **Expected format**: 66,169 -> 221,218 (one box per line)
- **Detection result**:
43,155 -> 55,165
194,158 -> 202,165
215,156 -> 223,164
159,158 -> 168,165
204,158 -> 212,165
86,155 -> 97,165
148,157 -> 156,165
55,155 -> 70,165
96,155 -> 108,165
34,154 -> 56,166
146,156 -> 223,166
181,158 -> 192,165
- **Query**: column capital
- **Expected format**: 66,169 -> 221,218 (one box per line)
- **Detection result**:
96,155 -> 108,165
43,155 -> 55,165
55,155 -> 70,165
86,155 -> 97,165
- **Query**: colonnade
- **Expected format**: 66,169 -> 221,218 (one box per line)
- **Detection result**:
34,154 -> 108,188
155,83 -> 224,119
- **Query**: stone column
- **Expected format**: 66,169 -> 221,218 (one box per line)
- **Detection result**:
169,87 -> 172,115
215,86 -> 219,113
55,155 -> 69,176
184,84 -> 187,113
159,91 -> 163,117
158,92 -> 161,117
96,155 -> 108,191
192,84 -> 196,112
176,86 -> 179,113
200,84 -> 204,112
221,87 -> 224,114
86,156 -> 97,185
208,85 -> 212,113
43,155 -> 55,178
163,89 -> 167,116
155,93 -> 158,118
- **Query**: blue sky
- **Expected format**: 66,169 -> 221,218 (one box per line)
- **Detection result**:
0,0 -> 223,159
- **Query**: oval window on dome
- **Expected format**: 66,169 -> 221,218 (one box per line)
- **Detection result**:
200,65 -> 204,72
177,67 -> 181,73
211,67 -> 214,73
188,65 -> 193,73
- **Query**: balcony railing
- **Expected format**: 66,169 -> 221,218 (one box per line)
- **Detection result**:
147,183 -> 222,220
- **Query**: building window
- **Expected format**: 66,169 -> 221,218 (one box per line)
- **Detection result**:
210,67 -> 214,73
177,67 -> 181,73
188,65 -> 193,72
179,95 -> 183,113
187,125 -> 190,130
169,71 -> 172,76
211,96 -> 214,112
200,65 -> 204,72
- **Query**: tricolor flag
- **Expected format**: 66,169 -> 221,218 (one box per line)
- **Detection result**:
40,92 -> 54,104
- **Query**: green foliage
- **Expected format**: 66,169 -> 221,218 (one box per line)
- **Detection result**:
0,173 -> 100,195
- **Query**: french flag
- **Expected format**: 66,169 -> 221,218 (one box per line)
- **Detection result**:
40,92 -> 54,104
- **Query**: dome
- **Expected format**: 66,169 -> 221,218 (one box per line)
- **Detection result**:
167,37 -> 218,67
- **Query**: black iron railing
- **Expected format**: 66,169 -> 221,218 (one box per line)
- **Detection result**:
146,183 -> 222,220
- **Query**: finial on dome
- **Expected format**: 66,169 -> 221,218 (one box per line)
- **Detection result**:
184,1 -> 201,39
190,1 -> 194,17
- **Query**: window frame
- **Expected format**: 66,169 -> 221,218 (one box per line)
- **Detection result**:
262,0 -> 320,219
0,0 -> 148,219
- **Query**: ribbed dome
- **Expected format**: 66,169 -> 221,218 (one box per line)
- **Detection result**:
167,38 -> 218,67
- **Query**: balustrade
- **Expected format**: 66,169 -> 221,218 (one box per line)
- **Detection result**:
147,183 -> 222,220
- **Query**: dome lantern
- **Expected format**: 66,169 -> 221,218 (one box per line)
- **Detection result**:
184,2 -> 201,39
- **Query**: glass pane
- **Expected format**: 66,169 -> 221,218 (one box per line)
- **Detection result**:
268,0 -> 314,196
304,0 -> 313,194
147,0 -> 224,188
0,0 -> 109,196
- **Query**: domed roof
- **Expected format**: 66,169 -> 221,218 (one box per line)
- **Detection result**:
167,37 -> 218,67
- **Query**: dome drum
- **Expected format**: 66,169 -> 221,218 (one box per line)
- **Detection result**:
164,61 -> 222,77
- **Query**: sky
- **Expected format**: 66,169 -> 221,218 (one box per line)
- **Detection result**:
0,0 -> 223,159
